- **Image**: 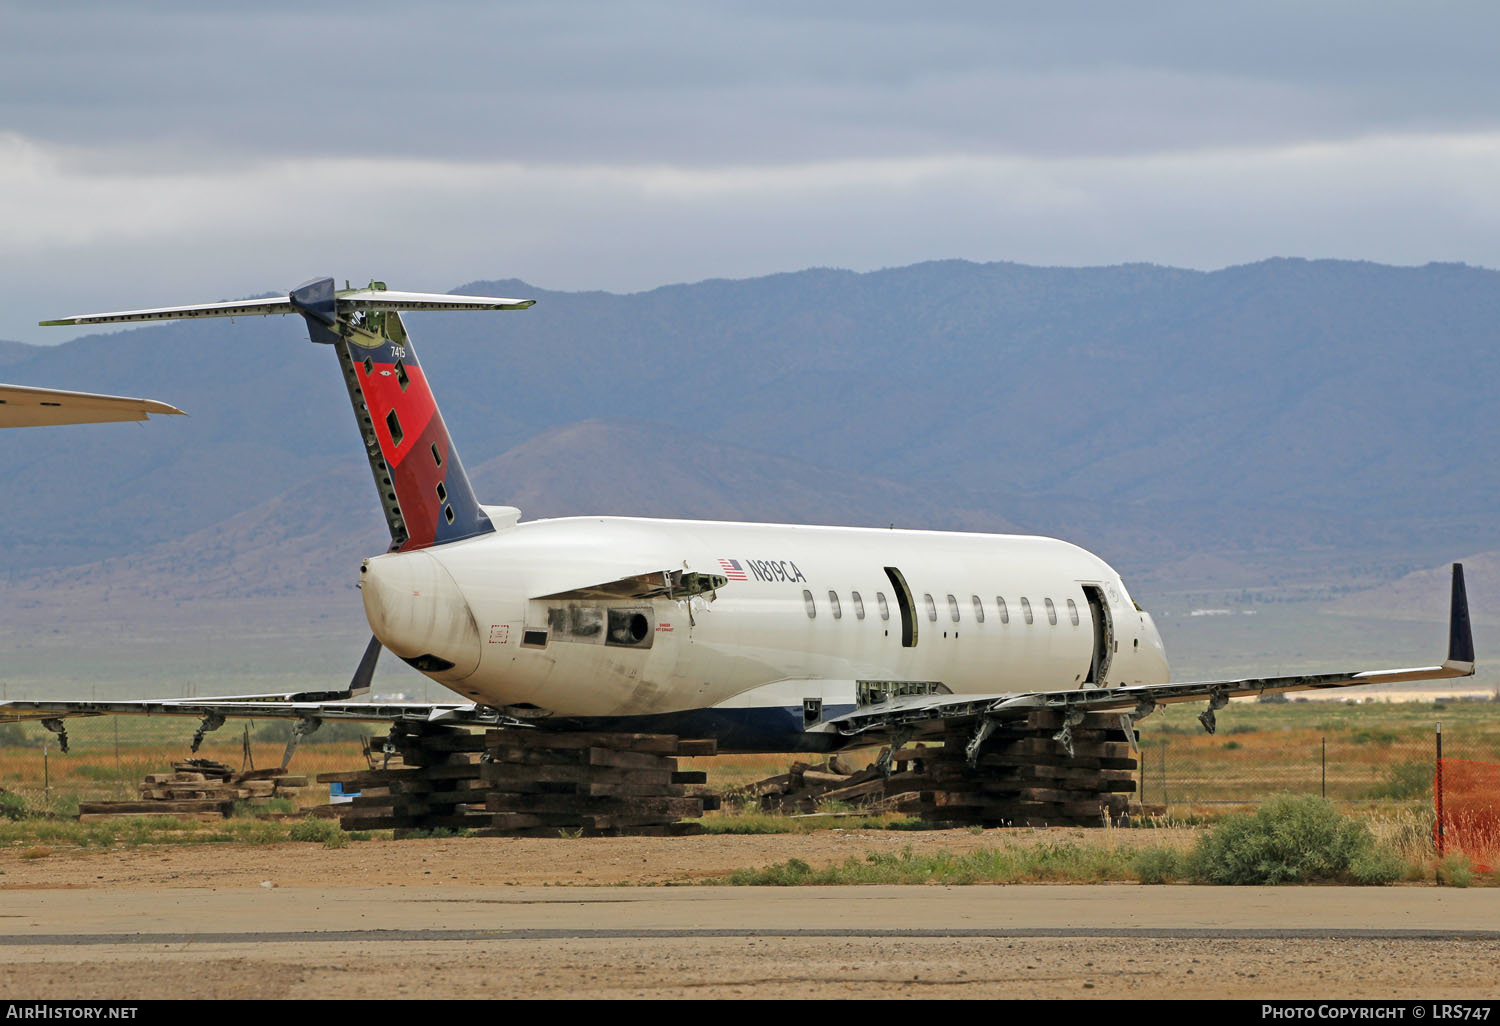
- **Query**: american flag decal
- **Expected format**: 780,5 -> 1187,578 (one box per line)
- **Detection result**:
718,558 -> 748,581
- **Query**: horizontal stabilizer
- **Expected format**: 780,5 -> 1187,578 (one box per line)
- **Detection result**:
337,289 -> 534,313
41,295 -> 299,327
42,283 -> 533,328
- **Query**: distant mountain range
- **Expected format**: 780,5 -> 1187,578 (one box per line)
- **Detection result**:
2,258 -> 1496,640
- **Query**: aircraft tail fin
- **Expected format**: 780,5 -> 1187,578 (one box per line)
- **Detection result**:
44,278 -> 535,551
1446,562 -> 1475,673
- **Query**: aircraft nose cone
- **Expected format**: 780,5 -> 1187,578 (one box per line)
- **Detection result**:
361,550 -> 482,680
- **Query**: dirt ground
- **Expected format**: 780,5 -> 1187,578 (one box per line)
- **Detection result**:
3,828 -> 1498,1001
0,825 -> 1195,889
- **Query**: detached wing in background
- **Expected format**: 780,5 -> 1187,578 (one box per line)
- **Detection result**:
0,383 -> 185,428
0,635 -> 527,766
816,563 -> 1477,750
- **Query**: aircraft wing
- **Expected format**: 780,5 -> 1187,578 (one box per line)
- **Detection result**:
0,694 -> 529,766
815,563 -> 1477,744
0,635 -> 528,754
0,383 -> 185,428
0,697 -> 506,728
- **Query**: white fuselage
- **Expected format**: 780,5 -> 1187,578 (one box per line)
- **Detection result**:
359,510 -> 1170,751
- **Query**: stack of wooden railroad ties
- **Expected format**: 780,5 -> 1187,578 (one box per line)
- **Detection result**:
75,711 -> 1137,832
77,759 -> 308,822
318,710 -> 1136,834
317,726 -> 721,838
738,710 -> 1139,827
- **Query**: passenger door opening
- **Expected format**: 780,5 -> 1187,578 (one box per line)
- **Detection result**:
1081,585 -> 1113,684
884,566 -> 917,648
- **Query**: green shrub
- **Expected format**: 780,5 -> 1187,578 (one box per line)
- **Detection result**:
0,723 -> 39,748
231,798 -> 295,818
254,721 -> 375,744
732,857 -> 815,885
1364,761 -> 1433,800
0,791 -> 29,821
721,843 -> 1143,886
1131,846 -> 1183,884
288,818 -> 342,844
1348,848 -> 1406,885
1436,853 -> 1474,888
1186,794 -> 1400,885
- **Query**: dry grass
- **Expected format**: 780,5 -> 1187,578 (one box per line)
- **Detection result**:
0,737 -> 368,809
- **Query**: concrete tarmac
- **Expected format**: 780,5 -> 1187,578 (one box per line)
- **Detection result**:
3,886 -> 1499,1000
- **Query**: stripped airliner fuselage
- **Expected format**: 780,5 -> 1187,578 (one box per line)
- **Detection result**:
16,277 -> 1468,757
362,513 -> 1170,751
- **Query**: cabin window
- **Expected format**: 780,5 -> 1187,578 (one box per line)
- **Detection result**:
1045,597 -> 1057,625
852,592 -> 866,620
972,596 -> 985,623
947,594 -> 960,622
394,359 -> 410,391
435,482 -> 448,503
996,597 -> 1009,624
876,592 -> 890,620
828,590 -> 842,619
431,443 -> 443,467
605,607 -> 654,648
804,590 -> 817,619
1021,597 -> 1033,625
924,593 -> 937,622
1067,598 -> 1080,626
385,409 -> 404,448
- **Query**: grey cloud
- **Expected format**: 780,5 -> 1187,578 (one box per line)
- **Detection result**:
4,133 -> 1498,344
4,2 -> 1499,164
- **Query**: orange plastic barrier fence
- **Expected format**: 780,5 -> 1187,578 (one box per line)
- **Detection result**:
1436,758 -> 1500,873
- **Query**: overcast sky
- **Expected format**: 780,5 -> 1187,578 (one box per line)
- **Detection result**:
4,1 -> 1499,343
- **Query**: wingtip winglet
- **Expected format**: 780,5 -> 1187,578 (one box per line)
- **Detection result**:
1447,562 -> 1475,672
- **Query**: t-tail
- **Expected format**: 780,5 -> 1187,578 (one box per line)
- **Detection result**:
43,278 -> 533,551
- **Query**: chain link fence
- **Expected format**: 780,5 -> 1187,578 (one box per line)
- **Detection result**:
3,699 -> 1497,819
0,715 -> 374,809
1134,700 -> 1500,810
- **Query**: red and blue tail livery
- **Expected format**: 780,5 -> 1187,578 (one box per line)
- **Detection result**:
292,278 -> 499,550
44,276 -> 534,551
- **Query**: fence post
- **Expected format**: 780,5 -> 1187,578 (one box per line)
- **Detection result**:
43,739 -> 49,799
1161,738 -> 1168,811
1322,736 -> 1326,799
1435,721 -> 1444,858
